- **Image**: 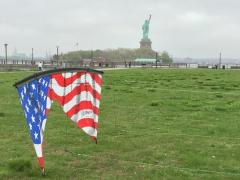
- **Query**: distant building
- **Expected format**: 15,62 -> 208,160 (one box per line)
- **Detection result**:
12,48 -> 28,60
134,58 -> 158,65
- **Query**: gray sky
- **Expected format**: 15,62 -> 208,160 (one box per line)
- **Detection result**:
0,0 -> 240,58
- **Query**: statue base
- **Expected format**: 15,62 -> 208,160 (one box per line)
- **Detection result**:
140,39 -> 152,49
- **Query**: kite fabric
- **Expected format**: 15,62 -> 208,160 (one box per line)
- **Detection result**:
17,71 -> 103,171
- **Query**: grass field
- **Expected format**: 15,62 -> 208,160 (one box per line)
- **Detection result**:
1,69 -> 240,179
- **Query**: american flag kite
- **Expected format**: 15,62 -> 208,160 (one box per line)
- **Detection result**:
14,68 -> 103,174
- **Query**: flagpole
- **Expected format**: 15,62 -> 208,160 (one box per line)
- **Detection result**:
41,168 -> 45,176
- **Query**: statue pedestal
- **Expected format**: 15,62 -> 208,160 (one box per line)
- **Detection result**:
140,39 -> 152,49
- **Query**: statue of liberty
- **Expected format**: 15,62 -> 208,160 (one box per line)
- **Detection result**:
142,15 -> 151,40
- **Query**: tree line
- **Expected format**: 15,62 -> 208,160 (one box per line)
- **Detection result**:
57,48 -> 173,64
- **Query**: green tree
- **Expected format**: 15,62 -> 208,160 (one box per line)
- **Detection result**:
60,48 -> 163,62
161,51 -> 172,64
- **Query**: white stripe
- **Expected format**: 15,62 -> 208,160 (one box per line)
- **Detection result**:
63,91 -> 100,112
62,72 -> 77,78
98,74 -> 102,80
46,97 -> 52,110
51,74 -> 101,95
41,119 -> 47,133
63,72 -> 102,80
82,127 -> 97,137
34,144 -> 42,157
70,109 -> 98,123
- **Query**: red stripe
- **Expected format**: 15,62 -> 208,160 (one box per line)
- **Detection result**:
38,157 -> 44,169
66,101 -> 99,118
38,143 -> 44,169
77,118 -> 98,129
52,72 -> 102,87
89,73 -> 102,86
46,108 -> 50,117
47,89 -> 55,101
52,72 -> 84,86
48,84 -> 100,105
47,85 -> 55,101
91,136 -> 97,141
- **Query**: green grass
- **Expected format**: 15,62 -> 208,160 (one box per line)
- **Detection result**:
1,69 -> 240,179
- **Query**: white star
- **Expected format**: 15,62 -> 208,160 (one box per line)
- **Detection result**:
42,79 -> 45,85
27,99 -> 31,106
29,123 -> 32,130
31,84 -> 36,90
34,107 -> 38,114
31,115 -> 35,123
43,95 -> 46,101
37,124 -> 40,129
21,92 -> 24,99
45,82 -> 48,87
25,105 -> 29,113
23,87 -> 27,94
34,132 -> 38,139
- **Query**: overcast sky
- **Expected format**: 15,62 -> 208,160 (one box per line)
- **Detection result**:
0,0 -> 240,58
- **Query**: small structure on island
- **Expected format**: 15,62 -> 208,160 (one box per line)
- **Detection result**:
134,58 -> 156,64
134,58 -> 161,66
140,15 -> 152,49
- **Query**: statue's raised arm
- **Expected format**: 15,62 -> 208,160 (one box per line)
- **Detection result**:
142,14 -> 151,40
148,14 -> 152,23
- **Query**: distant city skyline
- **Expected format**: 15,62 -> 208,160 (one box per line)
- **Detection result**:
1,0 -> 240,59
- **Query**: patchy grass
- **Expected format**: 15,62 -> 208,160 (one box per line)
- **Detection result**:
1,69 -> 240,179
150,101 -> 159,106
8,160 -> 32,173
